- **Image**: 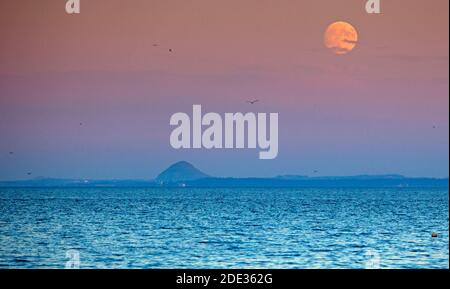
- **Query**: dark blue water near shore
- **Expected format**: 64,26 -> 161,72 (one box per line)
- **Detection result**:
0,187 -> 448,268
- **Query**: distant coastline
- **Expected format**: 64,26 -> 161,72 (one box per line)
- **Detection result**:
0,161 -> 448,188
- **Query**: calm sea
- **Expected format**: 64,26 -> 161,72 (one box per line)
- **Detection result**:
0,187 -> 448,268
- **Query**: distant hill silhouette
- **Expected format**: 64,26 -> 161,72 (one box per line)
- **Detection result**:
0,161 -> 447,188
155,161 -> 209,184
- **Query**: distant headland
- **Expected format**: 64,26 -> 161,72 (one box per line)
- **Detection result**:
0,161 -> 448,188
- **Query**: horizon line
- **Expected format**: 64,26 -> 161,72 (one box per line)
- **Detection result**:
1,174 -> 449,183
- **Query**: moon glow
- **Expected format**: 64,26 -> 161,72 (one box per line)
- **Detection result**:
324,21 -> 358,55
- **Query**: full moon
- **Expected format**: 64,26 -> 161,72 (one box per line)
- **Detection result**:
324,21 -> 358,55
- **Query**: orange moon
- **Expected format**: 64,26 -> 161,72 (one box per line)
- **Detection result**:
324,21 -> 358,55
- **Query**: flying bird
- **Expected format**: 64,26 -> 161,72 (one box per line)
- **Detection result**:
9,151 -> 14,155
169,49 -> 173,52
247,99 -> 259,104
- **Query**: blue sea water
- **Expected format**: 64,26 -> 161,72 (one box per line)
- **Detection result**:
0,187 -> 448,269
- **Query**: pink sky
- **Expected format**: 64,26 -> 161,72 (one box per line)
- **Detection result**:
0,0 -> 448,179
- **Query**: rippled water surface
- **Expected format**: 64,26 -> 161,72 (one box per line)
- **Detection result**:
0,187 -> 448,268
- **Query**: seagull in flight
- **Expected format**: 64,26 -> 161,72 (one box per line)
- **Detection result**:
247,99 -> 259,105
